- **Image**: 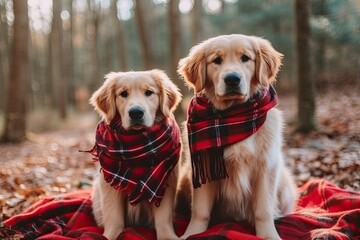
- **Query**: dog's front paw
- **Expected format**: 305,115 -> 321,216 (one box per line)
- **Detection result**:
180,217 -> 208,239
255,218 -> 282,240
180,234 -> 190,239
179,234 -> 190,240
156,233 -> 181,240
260,236 -> 282,240
256,229 -> 282,240
103,229 -> 123,240
155,224 -> 180,240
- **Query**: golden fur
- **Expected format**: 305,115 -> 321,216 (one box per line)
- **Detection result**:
90,70 -> 184,240
178,34 -> 297,240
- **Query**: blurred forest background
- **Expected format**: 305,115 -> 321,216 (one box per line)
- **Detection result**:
1,0 -> 360,221
0,0 -> 359,139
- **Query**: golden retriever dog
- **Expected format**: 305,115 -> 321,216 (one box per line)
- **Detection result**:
178,34 -> 297,240
90,70 -> 184,240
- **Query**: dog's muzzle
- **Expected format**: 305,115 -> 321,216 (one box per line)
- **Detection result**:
129,106 -> 145,122
224,72 -> 241,87
224,72 -> 242,95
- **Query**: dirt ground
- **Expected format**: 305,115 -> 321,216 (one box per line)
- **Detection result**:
1,86 -> 359,221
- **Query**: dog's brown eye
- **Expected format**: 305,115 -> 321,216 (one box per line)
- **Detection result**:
213,57 -> 222,65
120,91 -> 128,98
241,55 -> 250,62
145,90 -> 153,96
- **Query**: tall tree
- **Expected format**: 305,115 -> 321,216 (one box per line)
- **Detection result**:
0,2 -> 10,112
59,2 -> 68,119
88,0 -> 101,92
1,0 -> 29,142
48,0 -> 64,115
51,0 -> 67,119
67,0 -> 75,105
168,0 -> 185,121
168,0 -> 181,81
191,0 -> 203,45
313,0 -> 327,87
134,0 -> 152,69
113,0 -> 128,71
295,0 -> 316,133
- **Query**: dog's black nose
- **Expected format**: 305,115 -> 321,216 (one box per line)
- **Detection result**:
224,72 -> 241,87
129,106 -> 144,120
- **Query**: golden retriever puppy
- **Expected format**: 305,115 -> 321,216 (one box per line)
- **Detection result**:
178,34 -> 297,240
89,70 -> 183,240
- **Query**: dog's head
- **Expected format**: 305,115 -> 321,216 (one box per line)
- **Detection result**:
90,69 -> 181,130
178,34 -> 282,109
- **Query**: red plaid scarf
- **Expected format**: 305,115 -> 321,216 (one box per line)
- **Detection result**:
86,114 -> 181,205
187,86 -> 278,188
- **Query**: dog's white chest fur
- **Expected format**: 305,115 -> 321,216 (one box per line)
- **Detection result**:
217,109 -> 283,222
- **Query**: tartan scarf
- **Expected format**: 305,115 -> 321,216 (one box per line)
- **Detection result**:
87,114 -> 181,205
187,86 -> 278,188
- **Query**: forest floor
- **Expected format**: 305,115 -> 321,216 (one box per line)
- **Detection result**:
1,86 -> 359,221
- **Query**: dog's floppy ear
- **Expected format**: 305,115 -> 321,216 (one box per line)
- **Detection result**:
151,69 -> 182,118
253,37 -> 283,88
90,72 -> 118,124
178,44 -> 206,93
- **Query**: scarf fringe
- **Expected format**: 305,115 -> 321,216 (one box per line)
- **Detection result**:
191,149 -> 228,188
79,145 -> 99,162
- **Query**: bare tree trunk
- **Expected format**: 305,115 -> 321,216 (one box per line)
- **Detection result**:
168,0 -> 181,81
59,3 -> 67,119
0,40 -> 5,111
192,0 -> 203,45
88,0 -> 101,92
117,20 -> 128,71
0,2 -> 9,112
103,5 -> 115,73
68,0 -> 75,105
50,0 -> 66,119
113,0 -> 128,71
47,27 -> 54,108
2,0 -> 29,142
134,0 -> 152,69
48,0 -> 62,111
314,0 -> 327,87
168,0 -> 185,122
295,0 -> 316,133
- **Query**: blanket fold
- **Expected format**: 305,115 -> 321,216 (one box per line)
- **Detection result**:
1,179 -> 359,240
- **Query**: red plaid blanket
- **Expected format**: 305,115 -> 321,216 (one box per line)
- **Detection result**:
2,179 -> 359,240
86,115 -> 181,205
187,86 -> 278,187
